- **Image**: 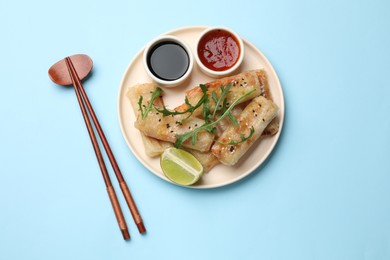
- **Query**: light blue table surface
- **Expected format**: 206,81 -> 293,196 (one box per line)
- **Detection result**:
1,0 -> 389,259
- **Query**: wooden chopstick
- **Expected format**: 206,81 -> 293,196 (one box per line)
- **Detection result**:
65,57 -> 131,240
71,66 -> 146,234
68,58 -> 146,234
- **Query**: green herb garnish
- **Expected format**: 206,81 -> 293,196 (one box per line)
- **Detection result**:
221,126 -> 255,145
211,84 -> 238,126
152,84 -> 209,121
138,87 -> 163,119
174,89 -> 256,148
137,84 -> 256,148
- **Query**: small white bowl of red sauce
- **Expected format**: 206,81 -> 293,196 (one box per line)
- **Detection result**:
143,35 -> 194,87
195,26 -> 244,78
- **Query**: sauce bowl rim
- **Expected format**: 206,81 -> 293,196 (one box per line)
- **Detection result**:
194,26 -> 245,78
143,35 -> 194,87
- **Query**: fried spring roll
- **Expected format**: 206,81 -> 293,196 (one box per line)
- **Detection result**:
213,70 -> 279,137
211,96 -> 279,166
175,70 -> 267,116
183,148 -> 220,173
135,112 -> 214,152
127,83 -> 172,157
217,103 -> 279,138
129,84 -> 214,152
256,70 -> 279,135
140,134 -> 172,157
129,83 -> 214,152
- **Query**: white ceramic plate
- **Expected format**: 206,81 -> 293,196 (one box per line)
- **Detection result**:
118,26 -> 284,189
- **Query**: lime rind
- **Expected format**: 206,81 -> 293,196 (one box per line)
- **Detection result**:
160,148 -> 203,186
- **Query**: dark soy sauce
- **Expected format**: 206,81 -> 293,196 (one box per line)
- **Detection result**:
147,41 -> 189,81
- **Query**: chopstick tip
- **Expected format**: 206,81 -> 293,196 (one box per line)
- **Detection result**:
122,229 -> 131,240
137,222 -> 146,234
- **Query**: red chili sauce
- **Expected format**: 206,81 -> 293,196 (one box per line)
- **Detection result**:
197,29 -> 240,71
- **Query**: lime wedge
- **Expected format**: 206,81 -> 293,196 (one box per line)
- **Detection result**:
160,148 -> 203,186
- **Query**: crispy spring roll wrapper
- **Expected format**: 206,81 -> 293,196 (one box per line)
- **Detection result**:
127,69 -> 278,159
214,70 -> 279,137
175,70 -> 266,116
135,111 -> 214,152
217,103 -> 279,138
213,104 -> 245,139
129,83 -> 213,152
129,84 -> 214,152
255,70 -> 279,136
183,148 -> 220,173
211,96 -> 279,166
127,83 -> 172,157
140,135 -> 172,157
262,117 -> 279,136
256,69 -> 272,100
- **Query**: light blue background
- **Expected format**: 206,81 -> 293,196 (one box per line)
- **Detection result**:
1,0 -> 389,259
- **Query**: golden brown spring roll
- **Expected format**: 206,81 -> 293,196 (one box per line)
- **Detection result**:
127,83 -> 172,157
212,103 -> 245,139
216,102 -> 279,138
139,134 -> 172,157
211,96 -> 279,166
175,70 -> 267,116
210,70 -> 279,138
262,118 -> 280,136
183,148 -> 220,173
256,69 -> 272,100
135,111 -> 214,152
256,70 -> 279,136
129,83 -> 214,152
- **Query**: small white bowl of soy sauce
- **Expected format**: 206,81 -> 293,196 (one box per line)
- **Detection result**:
143,35 -> 193,87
